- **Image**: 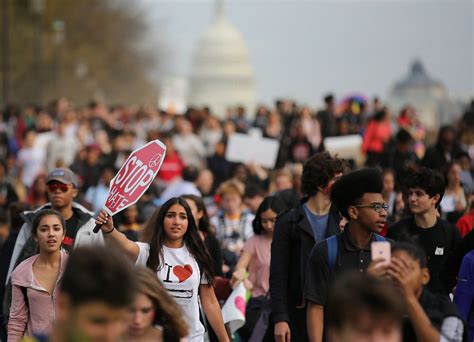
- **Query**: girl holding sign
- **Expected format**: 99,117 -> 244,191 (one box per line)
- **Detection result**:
96,197 -> 229,342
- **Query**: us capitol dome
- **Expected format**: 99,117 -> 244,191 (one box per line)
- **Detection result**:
188,1 -> 257,118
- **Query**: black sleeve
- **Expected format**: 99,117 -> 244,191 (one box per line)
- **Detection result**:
270,213 -> 292,323
440,224 -> 463,292
304,241 -> 329,306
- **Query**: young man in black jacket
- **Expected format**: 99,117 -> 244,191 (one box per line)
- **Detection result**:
270,152 -> 346,342
386,167 -> 461,294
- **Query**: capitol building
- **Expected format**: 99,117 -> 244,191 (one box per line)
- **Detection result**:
187,1 -> 257,119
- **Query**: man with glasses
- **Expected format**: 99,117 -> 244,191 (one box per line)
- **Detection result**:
304,168 -> 389,342
5,168 -> 104,284
386,167 -> 461,295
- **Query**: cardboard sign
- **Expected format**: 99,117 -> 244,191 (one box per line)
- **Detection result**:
323,135 -> 364,166
104,140 -> 166,216
221,282 -> 249,333
226,130 -> 280,168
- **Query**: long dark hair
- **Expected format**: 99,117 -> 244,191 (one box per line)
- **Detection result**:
252,196 -> 287,235
181,194 -> 213,235
146,197 -> 215,285
134,267 -> 188,341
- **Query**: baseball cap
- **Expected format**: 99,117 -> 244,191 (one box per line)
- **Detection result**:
46,168 -> 78,187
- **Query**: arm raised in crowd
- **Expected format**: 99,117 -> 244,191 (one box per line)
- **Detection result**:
95,210 -> 140,261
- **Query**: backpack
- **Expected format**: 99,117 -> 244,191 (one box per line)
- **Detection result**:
326,234 -> 386,273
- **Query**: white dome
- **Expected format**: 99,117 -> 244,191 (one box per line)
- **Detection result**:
188,2 -> 257,118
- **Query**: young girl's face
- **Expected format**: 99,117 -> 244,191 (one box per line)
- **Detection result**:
260,209 -> 278,234
127,293 -> 155,337
35,215 -> 65,253
163,204 -> 189,243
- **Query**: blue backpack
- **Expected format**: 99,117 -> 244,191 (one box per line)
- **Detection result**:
326,234 -> 386,273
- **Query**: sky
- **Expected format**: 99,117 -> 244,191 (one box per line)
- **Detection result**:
141,0 -> 473,108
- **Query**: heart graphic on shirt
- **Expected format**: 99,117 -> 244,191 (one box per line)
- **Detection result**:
173,264 -> 193,282
234,296 -> 246,316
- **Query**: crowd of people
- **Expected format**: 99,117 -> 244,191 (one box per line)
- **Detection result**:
0,94 -> 473,341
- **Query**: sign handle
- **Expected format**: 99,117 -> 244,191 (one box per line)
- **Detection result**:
93,223 -> 102,234
93,210 -> 110,234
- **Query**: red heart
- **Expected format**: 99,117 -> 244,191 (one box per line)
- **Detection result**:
234,296 -> 246,316
173,264 -> 193,282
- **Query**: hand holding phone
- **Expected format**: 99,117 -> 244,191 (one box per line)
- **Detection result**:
371,241 -> 391,266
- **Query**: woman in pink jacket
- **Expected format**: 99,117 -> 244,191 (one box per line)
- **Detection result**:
8,209 -> 68,341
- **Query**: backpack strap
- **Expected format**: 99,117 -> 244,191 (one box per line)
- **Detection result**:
327,236 -> 338,274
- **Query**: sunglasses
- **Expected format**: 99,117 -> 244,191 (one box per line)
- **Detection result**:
47,182 -> 70,193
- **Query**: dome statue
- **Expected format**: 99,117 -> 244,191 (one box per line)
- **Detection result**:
188,0 -> 257,118
387,59 -> 460,130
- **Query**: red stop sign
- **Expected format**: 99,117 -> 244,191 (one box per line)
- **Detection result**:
104,140 -> 166,216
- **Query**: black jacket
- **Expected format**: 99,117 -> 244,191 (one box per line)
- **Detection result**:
270,199 -> 341,324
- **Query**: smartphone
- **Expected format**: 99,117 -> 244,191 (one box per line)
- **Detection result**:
371,241 -> 391,266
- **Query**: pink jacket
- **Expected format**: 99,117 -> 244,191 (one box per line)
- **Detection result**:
8,251 -> 68,342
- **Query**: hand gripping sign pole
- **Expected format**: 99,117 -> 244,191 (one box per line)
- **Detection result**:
93,140 -> 166,233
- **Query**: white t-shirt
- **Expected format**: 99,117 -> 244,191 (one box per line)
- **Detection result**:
135,242 -> 207,341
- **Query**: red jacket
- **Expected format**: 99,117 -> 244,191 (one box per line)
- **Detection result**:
456,210 -> 474,238
362,120 -> 392,153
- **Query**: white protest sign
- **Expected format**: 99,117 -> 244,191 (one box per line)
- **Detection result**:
226,129 -> 280,168
324,134 -> 364,166
221,282 -> 248,334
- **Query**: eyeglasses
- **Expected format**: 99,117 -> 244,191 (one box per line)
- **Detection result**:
354,203 -> 389,213
47,182 -> 70,193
